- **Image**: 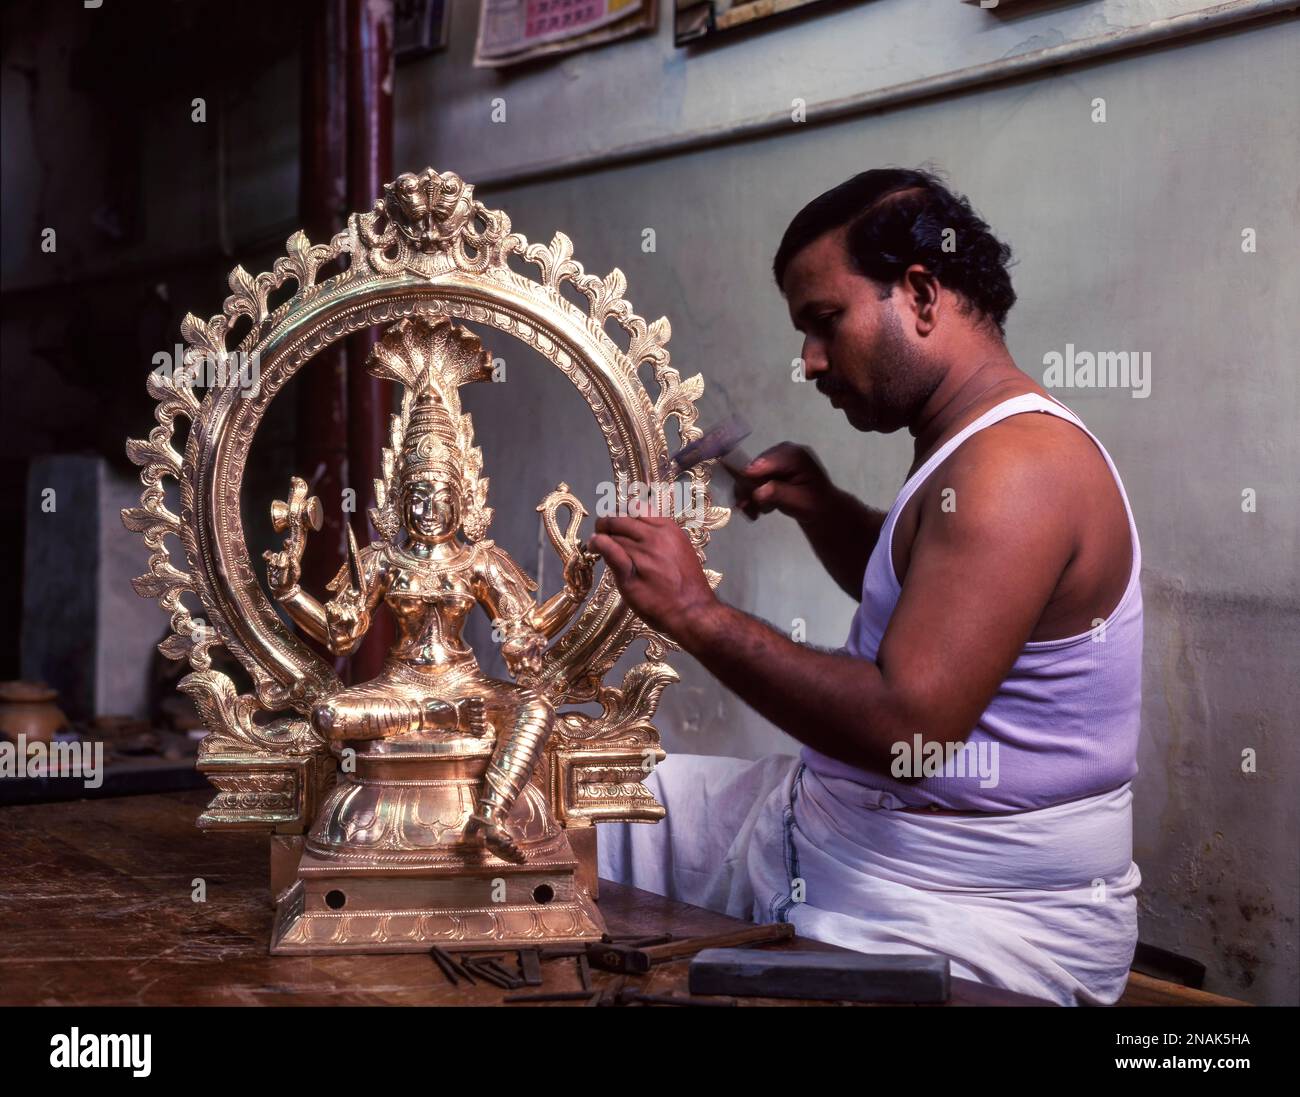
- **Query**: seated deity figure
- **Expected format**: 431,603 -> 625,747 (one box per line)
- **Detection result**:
264,316 -> 594,863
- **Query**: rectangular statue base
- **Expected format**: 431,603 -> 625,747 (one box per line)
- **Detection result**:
270,846 -> 606,954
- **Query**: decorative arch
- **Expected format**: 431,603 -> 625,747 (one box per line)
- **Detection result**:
124,167 -> 728,830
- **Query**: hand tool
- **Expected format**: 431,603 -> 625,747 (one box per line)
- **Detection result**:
519,948 -> 543,986
668,413 -> 752,479
586,921 -> 794,974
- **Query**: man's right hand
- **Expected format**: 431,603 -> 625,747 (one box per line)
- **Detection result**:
735,443 -> 836,526
734,442 -> 885,600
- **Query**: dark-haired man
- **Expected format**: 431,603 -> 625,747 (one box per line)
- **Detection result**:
589,169 -> 1144,1006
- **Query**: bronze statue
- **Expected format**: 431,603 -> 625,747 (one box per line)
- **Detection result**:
264,316 -> 595,863
125,166 -> 727,952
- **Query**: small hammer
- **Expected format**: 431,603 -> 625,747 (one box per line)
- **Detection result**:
669,413 -> 759,505
586,922 -> 794,974
669,413 -> 752,478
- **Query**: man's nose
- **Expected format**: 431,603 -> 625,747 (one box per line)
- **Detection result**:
800,340 -> 829,380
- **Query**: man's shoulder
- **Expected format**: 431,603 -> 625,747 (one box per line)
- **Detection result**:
934,407 -> 1112,497
911,408 -> 1117,551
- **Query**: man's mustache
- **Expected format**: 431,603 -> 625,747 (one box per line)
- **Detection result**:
816,376 -> 851,399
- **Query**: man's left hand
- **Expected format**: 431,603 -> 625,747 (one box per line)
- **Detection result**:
588,515 -> 717,641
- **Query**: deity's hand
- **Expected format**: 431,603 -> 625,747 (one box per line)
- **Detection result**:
264,476 -> 321,598
264,550 -> 301,598
419,698 -> 457,733
502,627 -> 546,679
456,696 -> 490,738
563,547 -> 596,597
325,587 -> 370,649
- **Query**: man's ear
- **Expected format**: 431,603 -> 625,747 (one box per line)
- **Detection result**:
902,264 -> 941,336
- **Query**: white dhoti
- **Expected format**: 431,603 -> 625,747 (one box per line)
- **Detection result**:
597,753 -> 1141,1006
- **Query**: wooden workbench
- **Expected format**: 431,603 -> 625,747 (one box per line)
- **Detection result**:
0,789 -> 1056,1006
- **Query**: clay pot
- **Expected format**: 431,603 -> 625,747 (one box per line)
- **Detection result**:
0,681 -> 69,745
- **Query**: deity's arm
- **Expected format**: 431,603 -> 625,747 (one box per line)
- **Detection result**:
319,546 -> 389,657
276,585 -> 331,646
473,544 -> 549,678
270,546 -> 387,655
531,577 -> 590,641
530,485 -> 597,639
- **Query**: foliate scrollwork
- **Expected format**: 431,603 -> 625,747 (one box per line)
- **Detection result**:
556,661 -> 680,746
181,670 -> 322,758
224,230 -> 347,328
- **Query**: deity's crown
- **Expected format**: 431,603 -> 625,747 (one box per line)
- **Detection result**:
366,316 -> 495,541
401,394 -> 461,481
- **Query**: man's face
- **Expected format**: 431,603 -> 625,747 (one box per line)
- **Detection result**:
782,227 -> 939,434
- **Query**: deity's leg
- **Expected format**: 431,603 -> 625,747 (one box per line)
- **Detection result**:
311,678 -> 430,741
466,685 -> 553,862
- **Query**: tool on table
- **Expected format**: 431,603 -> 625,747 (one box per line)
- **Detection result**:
433,928 -> 814,1004
429,945 -> 465,986
503,990 -> 595,1004
519,948 -> 543,986
537,945 -> 587,959
461,955 -> 523,989
586,922 -> 794,975
601,932 -> 673,948
688,947 -> 951,1004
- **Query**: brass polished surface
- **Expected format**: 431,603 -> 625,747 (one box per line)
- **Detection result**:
124,167 -> 727,952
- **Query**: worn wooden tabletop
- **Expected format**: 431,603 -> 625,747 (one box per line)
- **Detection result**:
0,789 -> 1052,1006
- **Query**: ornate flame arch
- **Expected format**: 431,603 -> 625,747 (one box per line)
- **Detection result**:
125,168 -> 727,807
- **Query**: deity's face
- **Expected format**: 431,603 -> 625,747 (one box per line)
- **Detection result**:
403,478 -> 460,543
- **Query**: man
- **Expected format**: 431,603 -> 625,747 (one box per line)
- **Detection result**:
587,168 -> 1143,1006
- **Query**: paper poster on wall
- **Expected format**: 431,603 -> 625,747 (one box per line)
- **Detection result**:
676,0 -> 845,45
475,0 -> 657,67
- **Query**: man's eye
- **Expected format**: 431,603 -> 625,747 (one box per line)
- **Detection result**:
816,312 -> 839,329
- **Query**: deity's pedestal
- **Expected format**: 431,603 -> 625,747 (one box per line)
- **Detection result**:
268,742 -> 605,953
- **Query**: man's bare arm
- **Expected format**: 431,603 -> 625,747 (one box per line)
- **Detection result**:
675,601 -> 898,766
593,433 -> 1077,772
797,487 -> 886,599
